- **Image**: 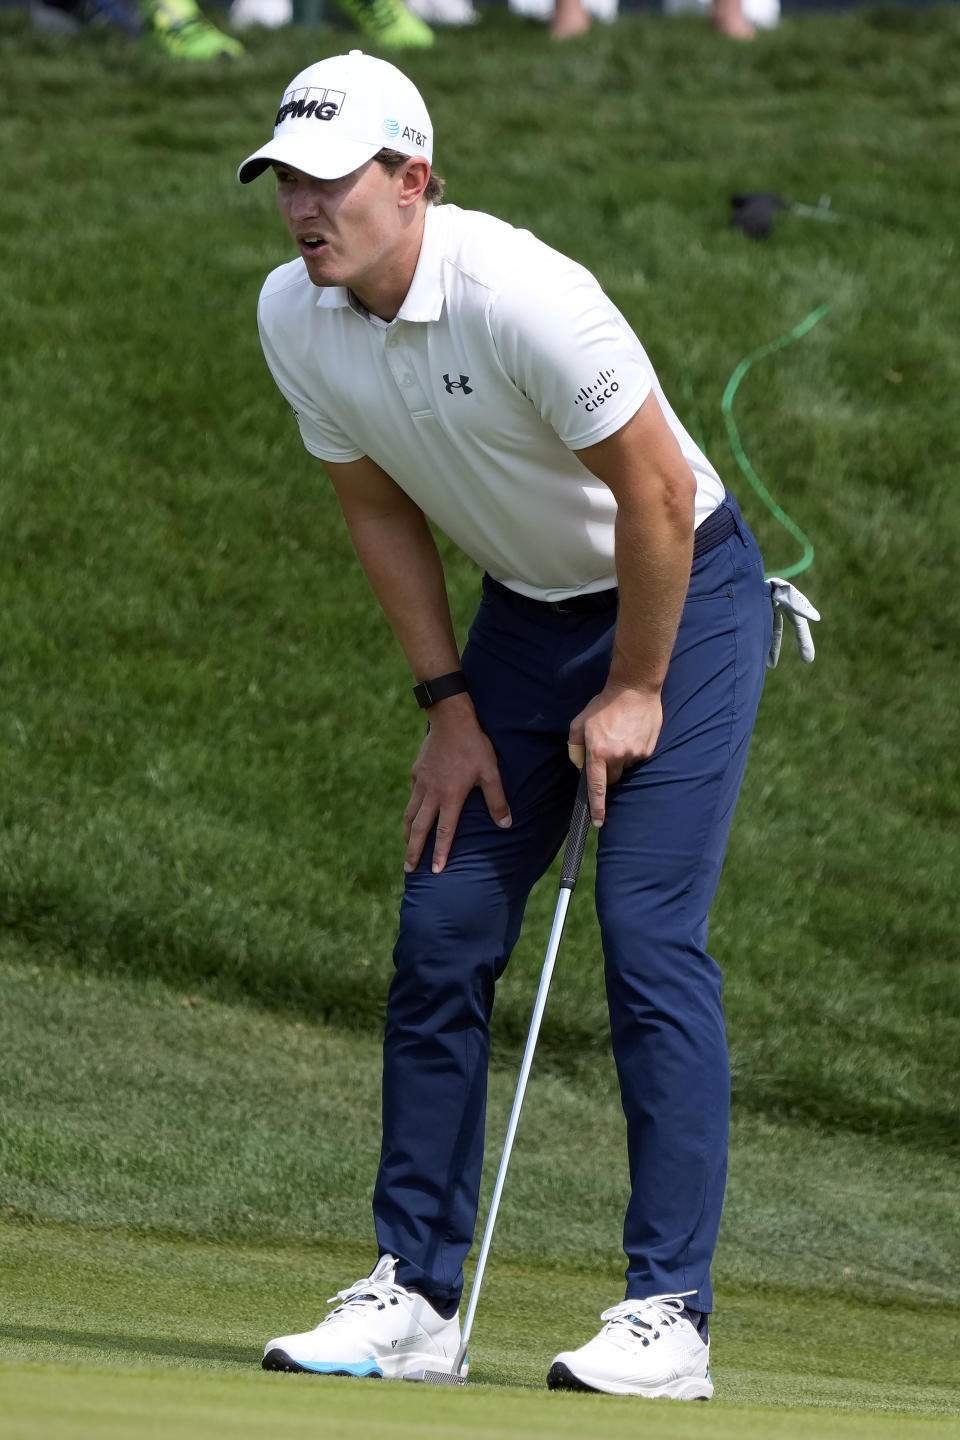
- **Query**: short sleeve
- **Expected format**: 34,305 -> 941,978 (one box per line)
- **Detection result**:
488,258 -> 651,450
257,299 -> 364,464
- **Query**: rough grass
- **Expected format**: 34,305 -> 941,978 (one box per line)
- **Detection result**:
0,9 -> 958,1154
2,11 -> 959,1141
0,5 -> 958,1428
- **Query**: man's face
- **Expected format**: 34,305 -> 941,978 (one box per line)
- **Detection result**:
273,158 -> 407,294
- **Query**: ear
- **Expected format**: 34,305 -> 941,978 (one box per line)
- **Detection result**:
397,159 -> 431,210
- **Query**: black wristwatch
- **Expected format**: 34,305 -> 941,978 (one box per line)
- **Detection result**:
413,670 -> 469,709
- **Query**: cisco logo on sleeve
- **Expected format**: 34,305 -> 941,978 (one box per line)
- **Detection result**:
574,367 -> 619,413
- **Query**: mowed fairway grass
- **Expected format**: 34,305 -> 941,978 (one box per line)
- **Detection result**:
1,4 -> 959,1437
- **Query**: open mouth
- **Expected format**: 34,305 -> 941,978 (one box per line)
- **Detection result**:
299,234 -> 327,253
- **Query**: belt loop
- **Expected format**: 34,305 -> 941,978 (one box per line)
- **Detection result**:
724,492 -> 745,543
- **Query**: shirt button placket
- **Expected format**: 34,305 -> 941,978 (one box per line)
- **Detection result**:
386,327 -> 432,416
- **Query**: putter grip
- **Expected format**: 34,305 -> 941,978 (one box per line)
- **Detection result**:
559,767 -> 591,891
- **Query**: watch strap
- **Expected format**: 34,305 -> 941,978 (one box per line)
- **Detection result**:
413,670 -> 469,709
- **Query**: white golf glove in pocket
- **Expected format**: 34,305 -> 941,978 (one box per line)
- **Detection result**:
767,578 -> 821,667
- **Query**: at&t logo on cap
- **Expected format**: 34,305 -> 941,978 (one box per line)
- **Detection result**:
382,117 -> 401,139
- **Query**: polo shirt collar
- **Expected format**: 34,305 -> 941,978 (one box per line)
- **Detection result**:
396,205 -> 446,324
311,205 -> 447,324
315,284 -> 349,311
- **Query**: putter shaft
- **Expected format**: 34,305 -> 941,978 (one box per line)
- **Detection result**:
452,768 -> 591,1376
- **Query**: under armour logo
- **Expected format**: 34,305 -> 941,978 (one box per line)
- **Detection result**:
443,373 -> 472,395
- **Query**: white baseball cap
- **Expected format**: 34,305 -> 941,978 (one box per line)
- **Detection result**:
237,50 -> 433,185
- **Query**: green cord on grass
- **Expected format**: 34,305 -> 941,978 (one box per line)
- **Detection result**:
721,303 -> 831,581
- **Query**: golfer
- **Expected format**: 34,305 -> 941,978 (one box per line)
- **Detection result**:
238,51 -> 815,1398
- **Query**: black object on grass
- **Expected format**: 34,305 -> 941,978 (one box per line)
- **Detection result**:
730,191 -> 847,241
730,192 -> 789,240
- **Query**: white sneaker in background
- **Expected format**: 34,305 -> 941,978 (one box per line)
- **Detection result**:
507,0 -> 617,19
506,0 -> 552,19
547,1293 -> 713,1399
663,0 -> 780,29
229,0 -> 291,27
584,0 -> 617,21
262,1254 -> 464,1380
405,0 -> 477,24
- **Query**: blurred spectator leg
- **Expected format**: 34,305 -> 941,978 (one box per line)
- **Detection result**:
551,0 -> 590,38
711,0 -> 754,39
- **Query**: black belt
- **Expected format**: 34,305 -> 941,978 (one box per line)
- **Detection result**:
487,502 -> 739,616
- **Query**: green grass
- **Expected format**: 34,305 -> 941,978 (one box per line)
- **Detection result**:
0,4 -> 957,1134
1,1214 -> 959,1429
0,4 -> 959,1434
3,1370 -> 958,1440
2,950 -> 958,1306
1,949 -> 958,1429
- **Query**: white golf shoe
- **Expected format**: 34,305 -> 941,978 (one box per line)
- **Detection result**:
262,1254 -> 464,1380
547,1294 -> 713,1399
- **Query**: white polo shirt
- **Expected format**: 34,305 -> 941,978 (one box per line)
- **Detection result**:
258,203 -> 725,602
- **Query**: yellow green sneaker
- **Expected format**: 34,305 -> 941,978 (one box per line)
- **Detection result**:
331,0 -> 434,47
142,0 -> 245,57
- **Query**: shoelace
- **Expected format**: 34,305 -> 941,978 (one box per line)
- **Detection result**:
319,1269 -> 410,1326
599,1292 -> 695,1342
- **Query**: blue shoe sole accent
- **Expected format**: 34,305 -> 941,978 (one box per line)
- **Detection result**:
262,1348 -> 383,1378
300,1359 -> 384,1377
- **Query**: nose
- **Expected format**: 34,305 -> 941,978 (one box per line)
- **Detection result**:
288,177 -> 323,223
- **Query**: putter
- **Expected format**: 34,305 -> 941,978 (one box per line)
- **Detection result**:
404,765 -> 592,1387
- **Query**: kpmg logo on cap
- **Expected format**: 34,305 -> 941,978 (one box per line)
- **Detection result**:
382,117 -> 400,140
275,87 -> 346,128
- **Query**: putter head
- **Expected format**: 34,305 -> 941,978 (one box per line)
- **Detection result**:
402,1368 -> 468,1386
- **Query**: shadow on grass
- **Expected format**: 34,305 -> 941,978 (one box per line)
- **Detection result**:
0,1323 -> 254,1367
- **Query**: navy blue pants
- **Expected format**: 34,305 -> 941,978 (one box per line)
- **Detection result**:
373,495 -> 772,1316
